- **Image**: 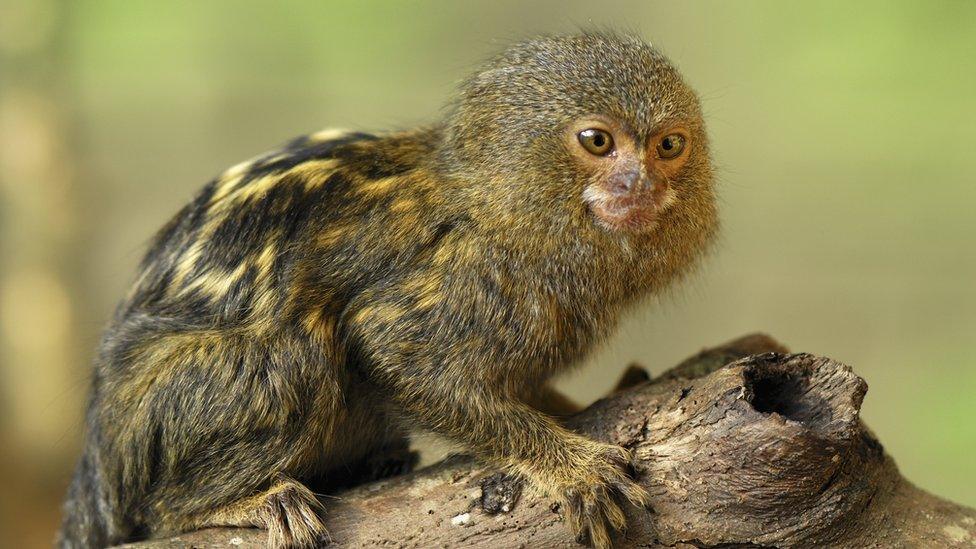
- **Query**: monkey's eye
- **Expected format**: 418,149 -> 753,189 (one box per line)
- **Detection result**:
577,128 -> 615,156
656,134 -> 686,159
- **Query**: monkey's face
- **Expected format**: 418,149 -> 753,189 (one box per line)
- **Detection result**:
567,116 -> 691,233
440,33 -> 716,248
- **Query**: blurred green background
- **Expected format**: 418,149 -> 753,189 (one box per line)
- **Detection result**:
1,0 -> 974,545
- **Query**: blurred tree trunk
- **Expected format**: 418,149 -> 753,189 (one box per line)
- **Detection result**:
124,334 -> 976,548
0,0 -> 87,544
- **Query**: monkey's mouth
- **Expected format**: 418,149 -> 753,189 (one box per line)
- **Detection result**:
584,183 -> 671,233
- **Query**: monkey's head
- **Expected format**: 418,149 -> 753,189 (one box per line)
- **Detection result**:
436,32 -> 716,249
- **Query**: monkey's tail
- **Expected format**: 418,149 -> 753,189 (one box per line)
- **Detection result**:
57,448 -> 114,549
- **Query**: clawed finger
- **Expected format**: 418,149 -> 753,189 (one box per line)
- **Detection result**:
584,510 -> 612,549
600,496 -> 627,531
614,478 -> 652,508
566,492 -> 586,539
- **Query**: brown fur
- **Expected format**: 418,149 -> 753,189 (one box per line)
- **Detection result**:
58,32 -> 717,548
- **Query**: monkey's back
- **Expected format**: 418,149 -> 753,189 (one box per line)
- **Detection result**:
65,130 -> 453,545
121,129 -> 442,327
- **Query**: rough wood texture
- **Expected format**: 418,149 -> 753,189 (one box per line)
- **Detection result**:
122,334 -> 976,548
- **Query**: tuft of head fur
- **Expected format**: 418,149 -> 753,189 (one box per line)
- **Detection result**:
437,32 -> 701,173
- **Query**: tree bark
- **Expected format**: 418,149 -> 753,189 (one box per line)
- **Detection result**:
122,334 -> 976,548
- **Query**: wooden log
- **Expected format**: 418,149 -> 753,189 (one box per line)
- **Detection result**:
123,334 -> 976,548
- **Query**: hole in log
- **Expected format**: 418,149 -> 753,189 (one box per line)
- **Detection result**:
744,367 -> 833,429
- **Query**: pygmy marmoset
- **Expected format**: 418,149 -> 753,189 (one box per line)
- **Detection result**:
59,32 -> 718,548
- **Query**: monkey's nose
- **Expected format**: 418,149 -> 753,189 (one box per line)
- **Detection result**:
609,170 -> 643,195
609,170 -> 652,196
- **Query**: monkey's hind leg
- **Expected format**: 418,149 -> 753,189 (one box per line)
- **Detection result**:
187,475 -> 329,548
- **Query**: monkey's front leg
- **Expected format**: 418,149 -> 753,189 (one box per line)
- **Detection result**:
384,372 -> 650,548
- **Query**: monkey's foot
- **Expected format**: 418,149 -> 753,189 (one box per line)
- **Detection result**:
257,477 -> 330,548
362,445 -> 419,482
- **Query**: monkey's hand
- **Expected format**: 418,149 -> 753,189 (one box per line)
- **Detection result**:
545,441 -> 650,548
